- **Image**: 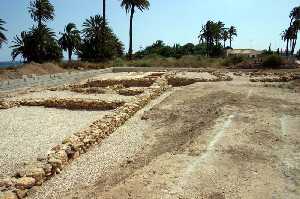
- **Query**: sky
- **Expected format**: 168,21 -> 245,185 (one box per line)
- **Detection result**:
0,0 -> 299,61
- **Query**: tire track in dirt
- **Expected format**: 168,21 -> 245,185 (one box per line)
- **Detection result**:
171,113 -> 236,195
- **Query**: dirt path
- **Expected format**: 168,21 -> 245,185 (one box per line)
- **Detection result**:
29,76 -> 300,199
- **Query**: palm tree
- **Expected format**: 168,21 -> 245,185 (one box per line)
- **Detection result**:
290,20 -> 300,55
228,26 -> 237,48
0,18 -> 7,48
59,23 -> 81,62
28,0 -> 55,28
11,31 -> 30,61
78,15 -> 124,61
222,28 -> 229,48
290,6 -> 300,25
214,21 -> 224,45
120,0 -> 150,60
282,27 -> 293,56
11,25 -> 62,62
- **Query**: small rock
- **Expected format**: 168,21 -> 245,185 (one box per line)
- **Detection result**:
56,150 -> 69,165
17,166 -> 45,185
0,178 -> 13,188
0,191 -> 18,199
16,189 -> 28,199
15,177 -> 36,190
48,158 -> 63,170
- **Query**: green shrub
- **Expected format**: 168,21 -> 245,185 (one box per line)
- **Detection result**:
262,55 -> 283,68
130,60 -> 152,67
113,58 -> 126,67
296,50 -> 300,59
222,56 -> 245,66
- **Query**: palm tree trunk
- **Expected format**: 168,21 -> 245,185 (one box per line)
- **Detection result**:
229,37 -> 232,48
223,39 -> 226,48
103,0 -> 106,23
68,48 -> 72,62
101,0 -> 106,59
286,39 -> 289,56
291,35 -> 297,55
128,6 -> 135,60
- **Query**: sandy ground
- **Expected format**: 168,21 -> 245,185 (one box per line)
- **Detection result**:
0,107 -> 112,177
27,74 -> 300,199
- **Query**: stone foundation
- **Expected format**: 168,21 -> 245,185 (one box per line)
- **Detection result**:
0,75 -> 169,198
0,98 -> 125,111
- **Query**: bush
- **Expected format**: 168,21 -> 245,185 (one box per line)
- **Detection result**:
296,50 -> 300,59
262,55 -> 283,68
113,58 -> 126,67
222,55 -> 245,66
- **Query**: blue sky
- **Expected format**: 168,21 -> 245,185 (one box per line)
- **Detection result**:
0,0 -> 299,61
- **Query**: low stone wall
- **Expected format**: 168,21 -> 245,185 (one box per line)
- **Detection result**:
73,78 -> 156,89
118,88 -> 145,96
167,72 -> 233,87
70,87 -> 107,94
0,98 -> 125,111
0,75 -> 169,199
249,72 -> 297,82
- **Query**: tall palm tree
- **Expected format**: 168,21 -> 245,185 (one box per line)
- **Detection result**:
214,21 -> 224,45
290,6 -> 300,25
282,27 -> 293,56
290,20 -> 300,55
120,0 -> 150,60
11,31 -> 30,61
228,26 -> 237,48
59,23 -> 81,62
28,0 -> 55,28
222,28 -> 229,48
0,18 -> 7,48
79,15 -> 124,61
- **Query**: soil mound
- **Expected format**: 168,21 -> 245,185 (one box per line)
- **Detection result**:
0,62 -> 65,80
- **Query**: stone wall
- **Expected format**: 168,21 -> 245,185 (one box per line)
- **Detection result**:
0,75 -> 169,199
249,72 -> 297,82
0,98 -> 125,111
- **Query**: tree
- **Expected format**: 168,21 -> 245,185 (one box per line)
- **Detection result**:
228,26 -> 237,48
221,28 -> 229,48
11,25 -> 62,62
11,0 -> 62,62
290,6 -> 300,25
78,15 -> 123,61
198,20 -> 229,56
59,23 -> 81,62
120,0 -> 150,60
290,20 -> 300,55
282,6 -> 300,56
0,19 -> 7,48
282,28 -> 291,56
28,0 -> 54,28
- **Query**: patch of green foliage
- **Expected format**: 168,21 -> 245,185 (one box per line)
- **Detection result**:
296,50 -> 300,59
222,55 -> 246,66
135,40 -> 224,59
262,55 -> 283,68
78,15 -> 124,62
11,0 -> 62,63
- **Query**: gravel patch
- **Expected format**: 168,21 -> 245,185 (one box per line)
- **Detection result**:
175,72 -> 217,80
0,106 -> 111,177
88,72 -> 153,81
27,90 -> 174,199
10,90 -> 136,102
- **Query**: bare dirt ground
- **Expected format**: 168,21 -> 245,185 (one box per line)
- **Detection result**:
27,74 -> 300,199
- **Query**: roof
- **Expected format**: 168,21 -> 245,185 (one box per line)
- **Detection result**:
227,49 -> 262,55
